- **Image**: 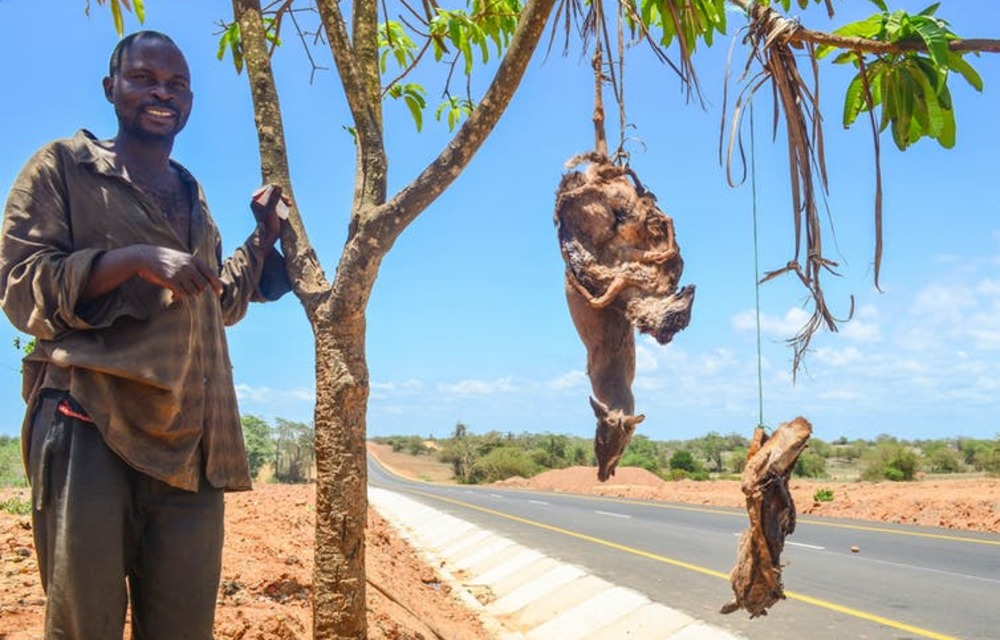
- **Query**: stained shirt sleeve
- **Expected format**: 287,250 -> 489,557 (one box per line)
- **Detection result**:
0,147 -> 106,340
216,232 -> 291,327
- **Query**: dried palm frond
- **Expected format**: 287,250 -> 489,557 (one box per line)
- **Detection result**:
722,2 -> 853,377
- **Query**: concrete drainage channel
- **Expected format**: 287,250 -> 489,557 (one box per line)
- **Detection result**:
369,488 -> 746,640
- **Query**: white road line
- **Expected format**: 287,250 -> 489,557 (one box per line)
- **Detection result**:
733,532 -> 825,551
529,500 -> 550,505
490,494 -> 505,499
787,541 -> 826,550
595,511 -> 631,519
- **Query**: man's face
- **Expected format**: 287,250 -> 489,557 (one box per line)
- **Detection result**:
104,37 -> 193,143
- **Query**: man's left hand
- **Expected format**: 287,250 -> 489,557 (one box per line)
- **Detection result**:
250,184 -> 289,248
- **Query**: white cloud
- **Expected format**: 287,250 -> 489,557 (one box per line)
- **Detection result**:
841,320 -> 882,342
909,284 -> 978,324
635,343 -> 659,373
235,383 -> 314,404
812,346 -> 863,367
732,307 -> 812,339
437,377 -> 517,395
547,370 -> 587,390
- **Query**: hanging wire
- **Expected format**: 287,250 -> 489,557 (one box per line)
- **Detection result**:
749,101 -> 766,431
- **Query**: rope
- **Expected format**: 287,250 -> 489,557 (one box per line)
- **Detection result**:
749,102 -> 766,430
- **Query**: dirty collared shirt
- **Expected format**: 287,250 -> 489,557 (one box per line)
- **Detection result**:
0,130 -> 288,492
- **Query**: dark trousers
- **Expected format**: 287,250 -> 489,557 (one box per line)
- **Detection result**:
27,393 -> 224,640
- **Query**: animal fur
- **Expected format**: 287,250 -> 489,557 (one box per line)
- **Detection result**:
555,156 -> 694,480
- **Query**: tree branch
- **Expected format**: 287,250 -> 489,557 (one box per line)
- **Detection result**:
728,0 -> 1000,54
372,0 -> 559,243
316,0 -> 389,219
231,0 -> 330,314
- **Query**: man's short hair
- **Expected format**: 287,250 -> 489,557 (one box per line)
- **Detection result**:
108,30 -> 178,77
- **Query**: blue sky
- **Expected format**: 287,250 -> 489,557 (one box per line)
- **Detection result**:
1,1 -> 998,443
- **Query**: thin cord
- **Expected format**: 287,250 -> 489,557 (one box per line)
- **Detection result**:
750,102 -> 765,430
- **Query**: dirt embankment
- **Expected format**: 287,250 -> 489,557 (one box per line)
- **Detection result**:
1,480 -> 493,640
495,465 -> 1000,534
3,445 -> 997,639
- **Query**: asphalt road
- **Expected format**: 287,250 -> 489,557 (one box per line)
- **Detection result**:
369,457 -> 1000,640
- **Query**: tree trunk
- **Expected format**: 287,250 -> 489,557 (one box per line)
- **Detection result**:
232,0 -> 558,636
313,311 -> 370,637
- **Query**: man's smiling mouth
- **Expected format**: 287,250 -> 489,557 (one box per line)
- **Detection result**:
144,106 -> 176,118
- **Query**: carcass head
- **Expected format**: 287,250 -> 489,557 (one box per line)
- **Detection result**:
590,396 -> 645,482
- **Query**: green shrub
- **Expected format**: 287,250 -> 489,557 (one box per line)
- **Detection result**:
669,450 -> 697,472
0,436 -> 27,487
469,446 -> 541,484
665,468 -> 689,481
860,443 -> 921,482
0,495 -> 31,516
927,447 -> 963,473
726,447 -> 748,474
794,450 -> 827,478
813,488 -> 834,502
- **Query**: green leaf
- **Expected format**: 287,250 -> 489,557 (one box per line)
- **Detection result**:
910,16 -> 950,68
216,23 -> 243,74
948,52 -> 984,92
918,3 -> 941,17
938,98 -> 956,148
404,95 -> 423,131
818,15 -> 884,60
907,62 -> 943,138
884,10 -> 907,42
867,0 -> 889,11
843,72 -> 868,127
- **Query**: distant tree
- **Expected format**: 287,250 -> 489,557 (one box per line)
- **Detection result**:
726,447 -> 749,474
470,446 -> 541,483
669,450 -> 698,473
619,435 -> 661,473
860,443 -> 921,482
972,440 -> 1000,475
241,415 -> 275,481
0,436 -> 27,487
926,447 -> 963,473
794,450 -> 827,478
273,418 -> 315,483
439,422 -> 476,483
696,432 -> 727,473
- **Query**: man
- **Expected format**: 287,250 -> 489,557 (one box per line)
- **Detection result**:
0,31 -> 291,638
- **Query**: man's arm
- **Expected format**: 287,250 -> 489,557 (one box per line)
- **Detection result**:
216,185 -> 290,325
80,244 -> 223,304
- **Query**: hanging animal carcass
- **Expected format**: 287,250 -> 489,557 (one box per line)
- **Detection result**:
554,155 -> 695,481
721,417 -> 813,618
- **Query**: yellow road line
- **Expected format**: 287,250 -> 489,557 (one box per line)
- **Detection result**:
406,488 -> 960,640
499,488 -> 1000,547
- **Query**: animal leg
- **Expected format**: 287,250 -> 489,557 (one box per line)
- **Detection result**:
566,269 -> 635,309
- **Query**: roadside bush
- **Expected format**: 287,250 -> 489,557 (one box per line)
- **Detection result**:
813,488 -> 834,502
664,468 -> 689,481
669,450 -> 698,473
976,444 -> 1000,476
860,443 -> 921,482
469,446 -> 541,484
726,447 -> 748,474
0,436 -> 27,487
0,495 -> 31,516
794,450 -> 827,478
927,447 -> 963,474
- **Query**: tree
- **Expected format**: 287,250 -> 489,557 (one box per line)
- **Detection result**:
273,418 -> 316,483
80,1 -> 1000,636
241,415 -> 275,480
696,431 -> 727,473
